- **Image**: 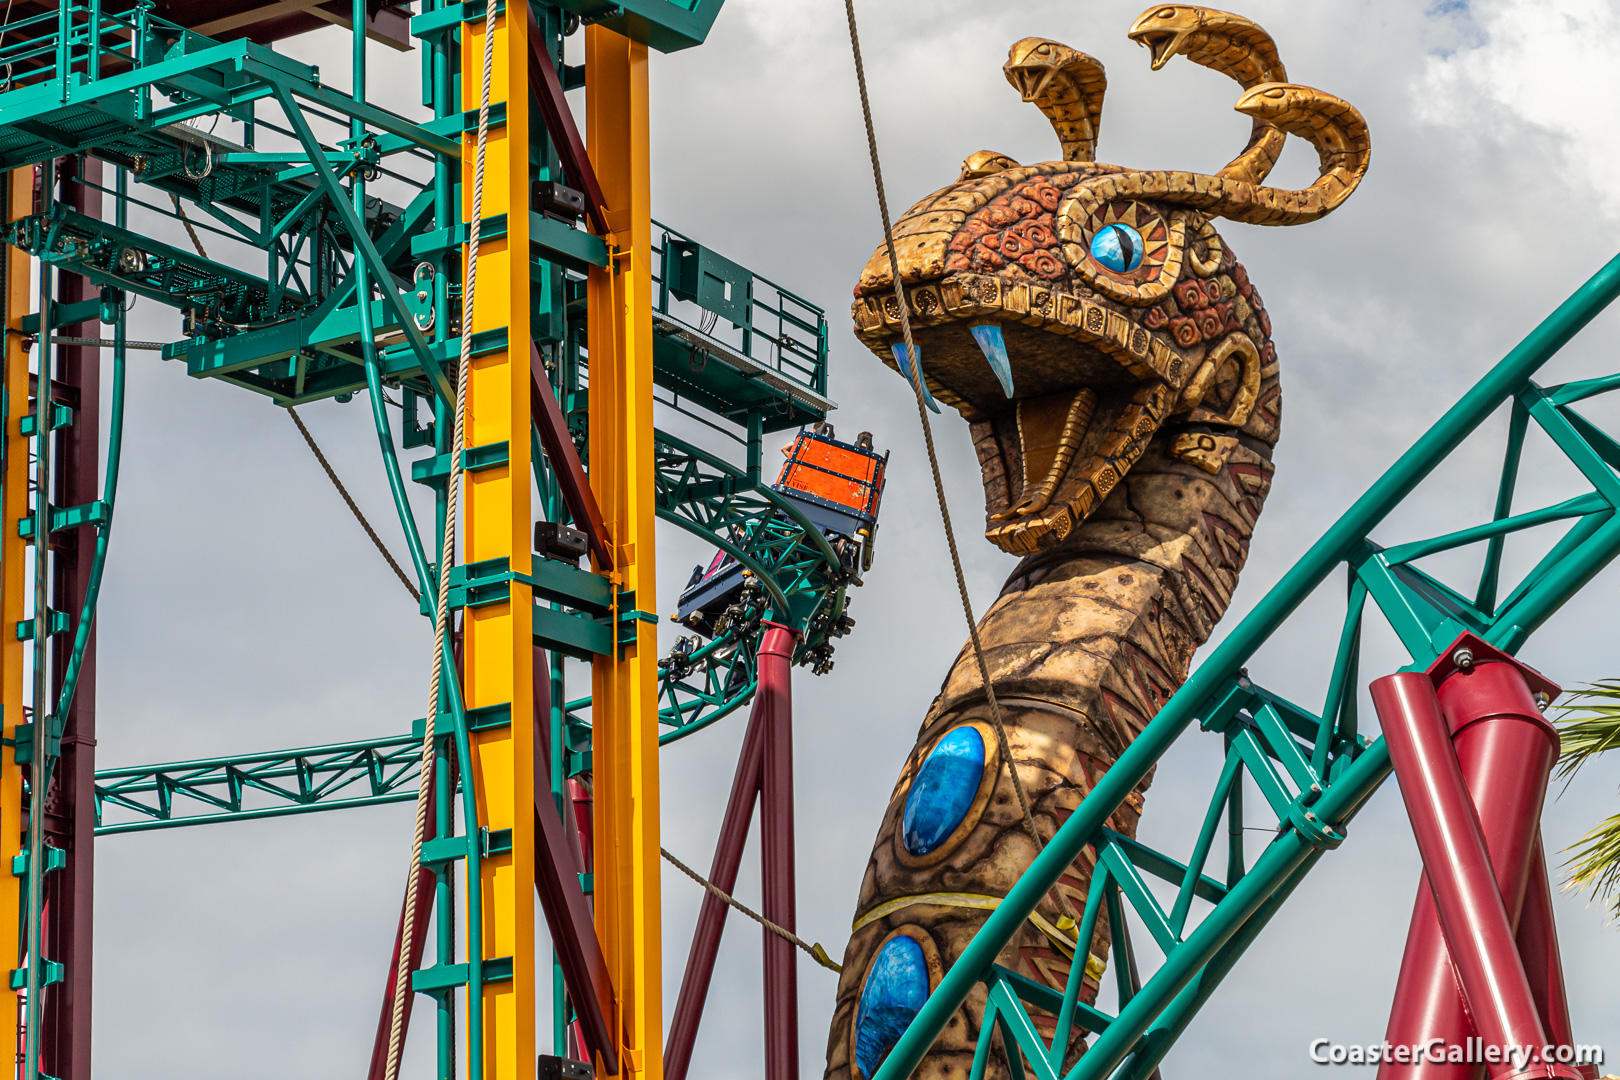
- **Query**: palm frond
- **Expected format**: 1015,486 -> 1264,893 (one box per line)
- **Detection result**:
1563,811 -> 1620,920
1554,680 -> 1620,917
1554,679 -> 1620,781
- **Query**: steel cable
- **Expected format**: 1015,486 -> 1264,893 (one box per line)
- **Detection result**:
840,0 -> 1078,926
286,405 -> 420,602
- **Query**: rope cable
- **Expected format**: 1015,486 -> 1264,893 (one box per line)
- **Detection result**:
286,405 -> 420,602
840,0 -> 1077,926
661,845 -> 843,973
381,0 -> 497,1074
170,192 -> 209,260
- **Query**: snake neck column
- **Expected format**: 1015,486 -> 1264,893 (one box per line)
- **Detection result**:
824,436 -> 1274,1080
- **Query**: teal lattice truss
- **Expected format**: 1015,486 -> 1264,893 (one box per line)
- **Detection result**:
93,733 -> 422,835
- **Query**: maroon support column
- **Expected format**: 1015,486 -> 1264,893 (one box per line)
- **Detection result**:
665,673 -> 770,1080
757,624 -> 799,1080
1373,637 -> 1578,1080
366,768 -> 440,1080
41,154 -> 101,1080
1517,835 -> 1591,1080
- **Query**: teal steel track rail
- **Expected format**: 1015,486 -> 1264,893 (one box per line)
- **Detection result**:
870,253 -> 1620,1080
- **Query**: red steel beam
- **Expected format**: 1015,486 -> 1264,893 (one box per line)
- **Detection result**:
758,625 -> 799,1080
525,11 -> 610,236
665,680 -> 770,1080
366,762 -> 439,1080
1373,641 -> 1580,1080
155,0 -> 414,47
1518,834 -> 1589,1078
531,648 -> 618,1074
529,340 -> 611,569
40,155 -> 102,1080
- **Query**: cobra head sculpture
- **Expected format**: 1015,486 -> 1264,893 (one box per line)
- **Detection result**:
851,5 -> 1367,555
829,8 -> 1369,1080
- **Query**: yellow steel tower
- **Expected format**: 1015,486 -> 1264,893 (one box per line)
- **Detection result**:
586,25 -> 663,1080
460,4 -> 536,1079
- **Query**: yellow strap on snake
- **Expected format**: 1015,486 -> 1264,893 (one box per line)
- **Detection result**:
852,892 -> 1109,982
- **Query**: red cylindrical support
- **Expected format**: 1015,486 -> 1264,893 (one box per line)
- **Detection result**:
665,682 -> 769,1080
758,624 -> 799,1080
1373,664 -> 1577,1080
1517,835 -> 1594,1080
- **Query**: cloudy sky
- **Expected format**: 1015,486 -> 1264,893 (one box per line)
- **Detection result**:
80,0 -> 1620,1077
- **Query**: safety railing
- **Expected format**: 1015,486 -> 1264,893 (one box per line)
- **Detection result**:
652,219 -> 828,399
0,2 -> 179,92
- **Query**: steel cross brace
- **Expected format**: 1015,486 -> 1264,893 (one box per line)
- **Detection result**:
271,87 -> 453,404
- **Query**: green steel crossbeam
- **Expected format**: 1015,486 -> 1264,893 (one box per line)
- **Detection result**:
92,734 -> 422,835
0,16 -> 457,171
12,204 -> 309,324
872,252 -> 1620,1080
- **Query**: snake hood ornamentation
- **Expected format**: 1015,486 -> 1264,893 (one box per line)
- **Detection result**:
851,5 -> 1368,556
829,8 -> 1369,1079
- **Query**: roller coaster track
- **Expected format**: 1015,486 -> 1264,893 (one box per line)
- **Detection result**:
91,422 -> 861,832
41,10 -> 858,828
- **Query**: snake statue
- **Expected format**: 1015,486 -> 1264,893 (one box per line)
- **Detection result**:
824,7 -> 1370,1079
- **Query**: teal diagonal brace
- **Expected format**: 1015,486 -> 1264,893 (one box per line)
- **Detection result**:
1355,551 -> 1460,659
1228,728 -> 1295,821
1560,403 -> 1620,471
986,976 -> 1062,1080
1098,842 -> 1179,955
241,48 -> 461,158
271,87 -> 453,405
1523,384 -> 1620,505
1101,829 -> 1227,906
1249,703 -> 1319,792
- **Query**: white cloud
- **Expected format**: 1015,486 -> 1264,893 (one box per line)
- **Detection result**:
1417,0 -> 1620,215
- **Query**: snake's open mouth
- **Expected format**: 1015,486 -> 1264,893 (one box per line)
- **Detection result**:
854,273 -> 1184,555
1132,31 -> 1182,70
849,10 -> 1367,559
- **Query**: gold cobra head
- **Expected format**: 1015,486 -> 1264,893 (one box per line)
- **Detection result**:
851,6 -> 1369,555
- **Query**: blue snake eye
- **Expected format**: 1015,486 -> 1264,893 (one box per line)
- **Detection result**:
901,727 -> 986,856
854,935 -> 930,1078
1090,223 -> 1144,272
